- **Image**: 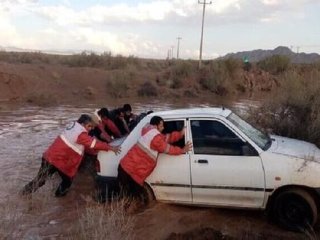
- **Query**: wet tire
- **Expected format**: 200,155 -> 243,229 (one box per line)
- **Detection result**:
273,189 -> 318,231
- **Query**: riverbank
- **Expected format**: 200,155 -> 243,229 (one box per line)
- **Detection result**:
0,51 -> 284,107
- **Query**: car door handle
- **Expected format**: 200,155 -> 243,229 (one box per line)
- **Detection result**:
197,159 -> 208,164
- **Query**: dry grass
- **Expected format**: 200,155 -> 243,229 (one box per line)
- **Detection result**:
23,176 -> 59,213
0,51 -> 319,104
69,199 -> 136,240
199,62 -> 230,95
257,55 -> 291,74
137,81 -> 158,97
107,71 -> 130,98
0,176 -> 57,239
0,196 -> 22,239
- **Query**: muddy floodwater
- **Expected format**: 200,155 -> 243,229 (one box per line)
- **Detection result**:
0,100 -> 315,239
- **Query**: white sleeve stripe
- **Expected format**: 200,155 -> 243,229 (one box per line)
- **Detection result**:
90,139 -> 97,148
60,135 -> 82,155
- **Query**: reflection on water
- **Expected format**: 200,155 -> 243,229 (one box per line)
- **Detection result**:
0,100 -> 259,138
0,100 -> 260,238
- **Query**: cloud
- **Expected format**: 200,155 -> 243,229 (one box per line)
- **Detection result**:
0,8 -> 19,46
0,19 -> 18,45
0,15 -> 38,49
31,5 -> 78,26
0,0 -> 37,3
15,26 -> 163,58
0,0 -> 319,57
196,0 -> 320,26
28,0 -> 318,28
0,0 -> 37,11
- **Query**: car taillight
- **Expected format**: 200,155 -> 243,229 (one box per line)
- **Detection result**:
95,160 -> 100,173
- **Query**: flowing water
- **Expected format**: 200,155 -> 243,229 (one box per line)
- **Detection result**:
0,99 -> 304,239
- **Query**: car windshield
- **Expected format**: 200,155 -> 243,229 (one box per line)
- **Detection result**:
227,113 -> 271,150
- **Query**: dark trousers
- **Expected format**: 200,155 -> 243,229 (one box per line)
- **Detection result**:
117,165 -> 146,203
22,158 -> 73,197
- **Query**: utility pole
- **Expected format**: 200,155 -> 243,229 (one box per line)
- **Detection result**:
171,46 -> 175,59
198,0 -> 212,69
176,37 -> 182,59
290,45 -> 301,54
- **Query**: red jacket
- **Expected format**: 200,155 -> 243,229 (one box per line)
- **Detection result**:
102,118 -> 122,138
120,124 -> 184,186
43,122 -> 111,177
97,122 -> 112,142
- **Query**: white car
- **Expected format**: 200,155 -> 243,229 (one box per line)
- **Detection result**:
95,107 -> 320,231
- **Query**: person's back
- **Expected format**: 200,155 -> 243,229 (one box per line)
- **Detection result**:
22,114 -> 121,197
109,108 -> 130,135
96,107 -> 122,139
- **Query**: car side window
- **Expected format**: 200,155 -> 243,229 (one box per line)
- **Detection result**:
163,120 -> 185,148
191,120 -> 257,156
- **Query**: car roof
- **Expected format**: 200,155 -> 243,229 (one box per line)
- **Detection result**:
150,107 -> 232,119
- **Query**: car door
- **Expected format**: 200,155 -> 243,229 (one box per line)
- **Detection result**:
146,119 -> 192,203
189,118 -> 266,208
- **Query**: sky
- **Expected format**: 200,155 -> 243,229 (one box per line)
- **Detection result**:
0,0 -> 319,59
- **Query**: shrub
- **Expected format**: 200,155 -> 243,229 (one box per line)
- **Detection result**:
171,60 -> 193,78
221,58 -> 241,77
248,68 -> 320,147
65,52 -> 105,68
170,77 -> 183,89
165,60 -> 195,89
137,81 -> 158,97
106,72 -> 130,98
107,54 -> 128,69
257,55 -> 291,74
311,61 -> 320,71
199,61 -> 231,95
0,51 -> 53,64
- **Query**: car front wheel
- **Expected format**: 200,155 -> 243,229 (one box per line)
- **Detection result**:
273,189 -> 318,231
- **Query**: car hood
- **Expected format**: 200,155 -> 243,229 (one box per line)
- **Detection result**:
268,135 -> 319,160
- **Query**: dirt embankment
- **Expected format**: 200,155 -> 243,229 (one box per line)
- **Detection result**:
0,60 -> 278,107
0,62 -> 122,106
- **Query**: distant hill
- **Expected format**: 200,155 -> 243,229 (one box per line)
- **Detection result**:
221,46 -> 320,64
0,45 -> 77,55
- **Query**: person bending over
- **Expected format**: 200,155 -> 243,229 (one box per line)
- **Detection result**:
21,114 -> 121,197
96,107 -> 122,139
117,116 -> 192,204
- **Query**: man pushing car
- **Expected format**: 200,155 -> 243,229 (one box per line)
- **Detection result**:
117,115 -> 192,205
